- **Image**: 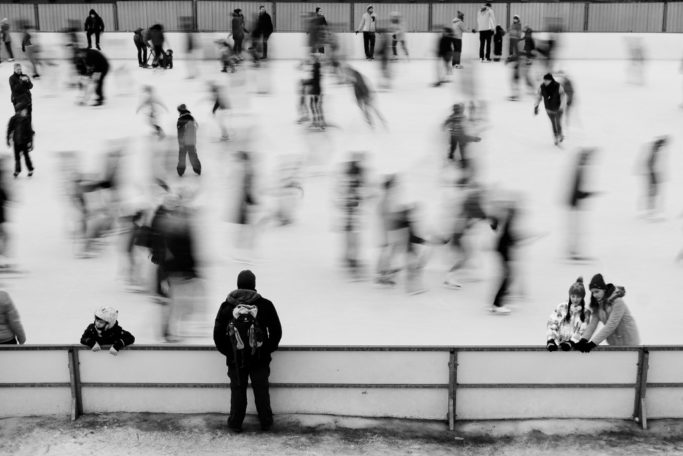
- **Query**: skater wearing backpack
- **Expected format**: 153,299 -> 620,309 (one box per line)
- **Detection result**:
213,270 -> 282,432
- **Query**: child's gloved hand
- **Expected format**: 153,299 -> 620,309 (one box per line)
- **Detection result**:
109,346 -> 119,356
92,342 -> 101,352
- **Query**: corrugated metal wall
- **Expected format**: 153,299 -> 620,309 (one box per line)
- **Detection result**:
588,3 -> 664,32
13,1 -> 683,34
510,3 -> 584,32
117,1 -> 192,32
275,3 -> 350,32
197,2 -> 273,32
37,4 -> 115,32
0,5 -> 35,29
666,2 -> 683,32
431,4 -> 499,32
354,3 -> 429,32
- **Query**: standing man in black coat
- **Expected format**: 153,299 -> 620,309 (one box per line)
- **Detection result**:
254,5 -> 273,59
9,64 -> 32,122
84,9 -> 104,50
6,102 -> 34,178
75,48 -> 109,106
213,270 -> 282,432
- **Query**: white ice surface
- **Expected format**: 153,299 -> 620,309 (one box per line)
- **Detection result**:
2,55 -> 682,346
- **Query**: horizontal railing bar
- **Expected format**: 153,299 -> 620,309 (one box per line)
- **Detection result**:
0,383 -> 71,388
647,383 -> 683,388
457,383 -> 636,388
80,382 -> 449,389
3,345 -> 668,352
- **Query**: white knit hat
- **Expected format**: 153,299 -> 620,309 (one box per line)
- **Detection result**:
95,307 -> 118,329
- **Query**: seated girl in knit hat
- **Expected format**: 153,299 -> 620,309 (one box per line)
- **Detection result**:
80,307 -> 135,355
545,277 -> 590,351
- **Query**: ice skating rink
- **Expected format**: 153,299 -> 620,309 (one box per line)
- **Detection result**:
2,52 -> 682,346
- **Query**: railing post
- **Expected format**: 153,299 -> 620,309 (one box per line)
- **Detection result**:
350,2 -> 355,33
68,347 -> 83,421
448,349 -> 458,431
427,2 -> 433,32
112,1 -> 119,32
33,3 -> 40,31
583,2 -> 589,32
662,2 -> 668,33
633,347 -> 649,430
271,1 -> 277,32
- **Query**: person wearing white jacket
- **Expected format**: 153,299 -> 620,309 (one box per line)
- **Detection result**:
356,5 -> 377,59
477,2 -> 496,61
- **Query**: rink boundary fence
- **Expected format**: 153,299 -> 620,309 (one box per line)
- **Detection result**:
2,345 -> 682,429
3,0 -> 683,33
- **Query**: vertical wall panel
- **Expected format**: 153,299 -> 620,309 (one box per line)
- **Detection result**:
197,2 -> 273,32
431,4 -> 502,32
588,3 -> 664,32
275,3 -> 350,32
37,4 -> 115,33
354,3 -> 429,32
117,1 -> 192,32
509,3 -> 584,32
0,5 -> 35,29
666,2 -> 683,32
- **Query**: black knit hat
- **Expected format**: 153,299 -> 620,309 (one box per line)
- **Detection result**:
568,276 -> 585,298
237,270 -> 256,290
589,273 -> 607,291
177,104 -> 189,113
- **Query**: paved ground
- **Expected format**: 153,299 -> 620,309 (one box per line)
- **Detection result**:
2,413 -> 683,456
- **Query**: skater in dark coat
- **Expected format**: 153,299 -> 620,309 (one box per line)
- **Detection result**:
213,270 -> 282,432
84,9 -> 105,50
254,5 -> 273,59
146,24 -> 166,68
534,72 -> 565,146
176,104 -> 201,176
9,64 -> 32,120
231,9 -> 247,55
75,48 -> 109,105
133,27 -> 148,67
6,103 -> 34,178
493,25 -> 505,61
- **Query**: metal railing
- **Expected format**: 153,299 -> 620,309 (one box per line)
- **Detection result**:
2,344 -> 681,429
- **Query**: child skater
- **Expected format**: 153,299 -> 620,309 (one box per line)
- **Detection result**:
546,277 -> 590,351
136,85 -> 168,137
80,306 -> 135,355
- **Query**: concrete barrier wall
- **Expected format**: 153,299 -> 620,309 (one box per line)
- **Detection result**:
13,31 -> 683,62
2,345 -> 681,424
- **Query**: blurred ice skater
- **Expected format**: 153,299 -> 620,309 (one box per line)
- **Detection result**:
566,147 -> 598,261
637,136 -> 668,220
625,37 -> 646,86
533,72 -> 566,146
137,85 -> 168,137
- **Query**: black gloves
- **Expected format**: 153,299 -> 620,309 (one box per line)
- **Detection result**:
559,341 -> 572,352
581,341 -> 597,353
546,340 -> 558,352
533,105 -> 539,115
575,338 -> 597,353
